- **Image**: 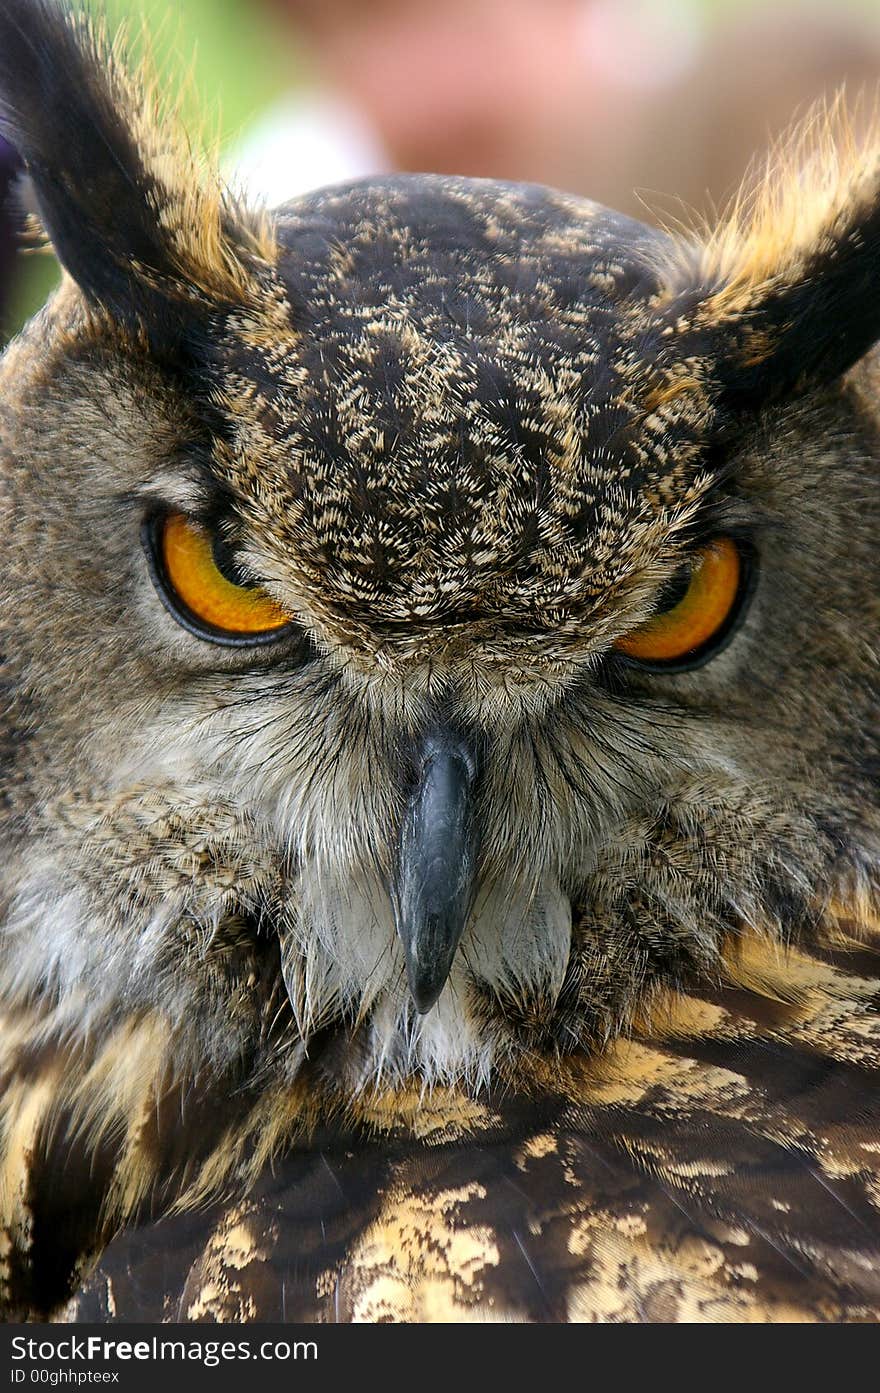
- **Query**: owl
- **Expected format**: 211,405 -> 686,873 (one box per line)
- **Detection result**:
1,0 -> 880,1325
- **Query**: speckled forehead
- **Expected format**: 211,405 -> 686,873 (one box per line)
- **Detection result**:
209,177 -> 716,630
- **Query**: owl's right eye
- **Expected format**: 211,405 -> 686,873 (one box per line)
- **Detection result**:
143,512 -> 296,647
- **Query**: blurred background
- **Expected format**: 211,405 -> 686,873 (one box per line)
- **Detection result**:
2,0 -> 880,344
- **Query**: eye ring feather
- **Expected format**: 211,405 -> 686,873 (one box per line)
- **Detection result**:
614,537 -> 755,673
143,512 -> 297,648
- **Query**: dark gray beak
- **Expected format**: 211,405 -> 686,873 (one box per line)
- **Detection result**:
392,726 -> 479,1013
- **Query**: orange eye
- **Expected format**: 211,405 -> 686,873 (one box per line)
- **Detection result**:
614,537 -> 746,668
148,512 -> 292,644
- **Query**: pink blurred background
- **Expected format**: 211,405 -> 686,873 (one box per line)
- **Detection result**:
3,0 -> 880,340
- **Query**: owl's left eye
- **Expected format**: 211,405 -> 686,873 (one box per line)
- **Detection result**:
614,537 -> 749,671
143,512 -> 295,646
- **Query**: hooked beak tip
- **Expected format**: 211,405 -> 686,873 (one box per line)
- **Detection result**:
410,980 -> 446,1015
402,939 -> 459,1013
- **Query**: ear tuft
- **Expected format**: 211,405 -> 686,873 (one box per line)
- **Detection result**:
0,0 -> 276,326
657,97 -> 880,405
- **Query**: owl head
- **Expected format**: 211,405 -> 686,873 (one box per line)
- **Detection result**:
1,0 -> 879,1094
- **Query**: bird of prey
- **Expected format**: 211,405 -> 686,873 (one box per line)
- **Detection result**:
0,0 -> 879,1323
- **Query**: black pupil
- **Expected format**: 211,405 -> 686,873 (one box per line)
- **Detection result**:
654,563 -> 692,616
211,532 -> 251,588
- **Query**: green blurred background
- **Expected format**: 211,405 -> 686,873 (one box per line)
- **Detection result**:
6,0 -> 295,333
